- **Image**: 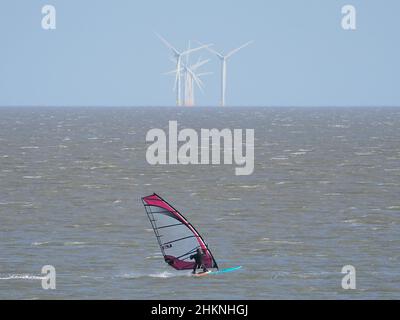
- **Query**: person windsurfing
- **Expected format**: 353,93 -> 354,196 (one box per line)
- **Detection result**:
190,248 -> 208,274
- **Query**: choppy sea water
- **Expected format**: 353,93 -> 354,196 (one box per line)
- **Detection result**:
0,107 -> 399,299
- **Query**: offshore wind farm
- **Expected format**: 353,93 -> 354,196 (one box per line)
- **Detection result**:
156,33 -> 253,107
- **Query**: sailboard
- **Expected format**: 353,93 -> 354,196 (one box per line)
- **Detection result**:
142,193 -> 219,271
193,266 -> 243,277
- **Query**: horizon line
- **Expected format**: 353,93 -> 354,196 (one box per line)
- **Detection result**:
1,105 -> 400,108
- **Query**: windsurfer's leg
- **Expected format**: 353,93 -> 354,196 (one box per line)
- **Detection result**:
192,263 -> 198,274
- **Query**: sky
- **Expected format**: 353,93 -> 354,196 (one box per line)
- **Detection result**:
0,0 -> 399,107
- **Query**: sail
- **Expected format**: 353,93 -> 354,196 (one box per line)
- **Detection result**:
142,193 -> 218,270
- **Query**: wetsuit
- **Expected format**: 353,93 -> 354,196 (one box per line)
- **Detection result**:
190,249 -> 208,274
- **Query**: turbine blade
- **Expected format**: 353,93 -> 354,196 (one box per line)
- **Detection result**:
164,58 -> 181,75
169,57 -> 178,64
181,43 -> 213,56
186,40 -> 191,65
163,69 -> 178,75
196,40 -> 224,59
197,72 -> 213,77
226,41 -> 254,58
155,32 -> 180,55
194,76 -> 205,93
191,59 -> 210,70
193,73 -> 205,93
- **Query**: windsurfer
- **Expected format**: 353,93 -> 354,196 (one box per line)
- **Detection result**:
190,248 -> 208,274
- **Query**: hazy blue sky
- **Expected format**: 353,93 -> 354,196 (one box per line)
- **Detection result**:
0,0 -> 399,107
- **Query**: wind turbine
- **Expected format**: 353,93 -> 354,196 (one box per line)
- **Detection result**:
156,33 -> 212,106
182,41 -> 212,106
165,58 -> 211,106
198,40 -> 253,106
185,58 -> 212,106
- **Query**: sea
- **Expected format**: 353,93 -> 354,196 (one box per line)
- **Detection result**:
0,107 -> 399,299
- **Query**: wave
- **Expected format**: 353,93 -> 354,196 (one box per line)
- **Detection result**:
119,271 -> 191,279
63,241 -> 86,246
31,241 -> 51,246
0,274 -> 45,280
31,241 -> 86,247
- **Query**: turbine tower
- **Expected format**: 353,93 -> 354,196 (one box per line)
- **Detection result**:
156,33 -> 212,106
199,41 -> 253,106
185,60 -> 212,106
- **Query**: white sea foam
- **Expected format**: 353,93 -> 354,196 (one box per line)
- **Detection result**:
31,241 -> 51,246
119,271 -> 190,279
0,274 -> 45,280
259,238 -> 303,245
270,157 -> 289,161
238,185 -> 259,189
63,241 -> 86,246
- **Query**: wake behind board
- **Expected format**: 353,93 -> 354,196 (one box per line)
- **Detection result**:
193,266 -> 242,277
